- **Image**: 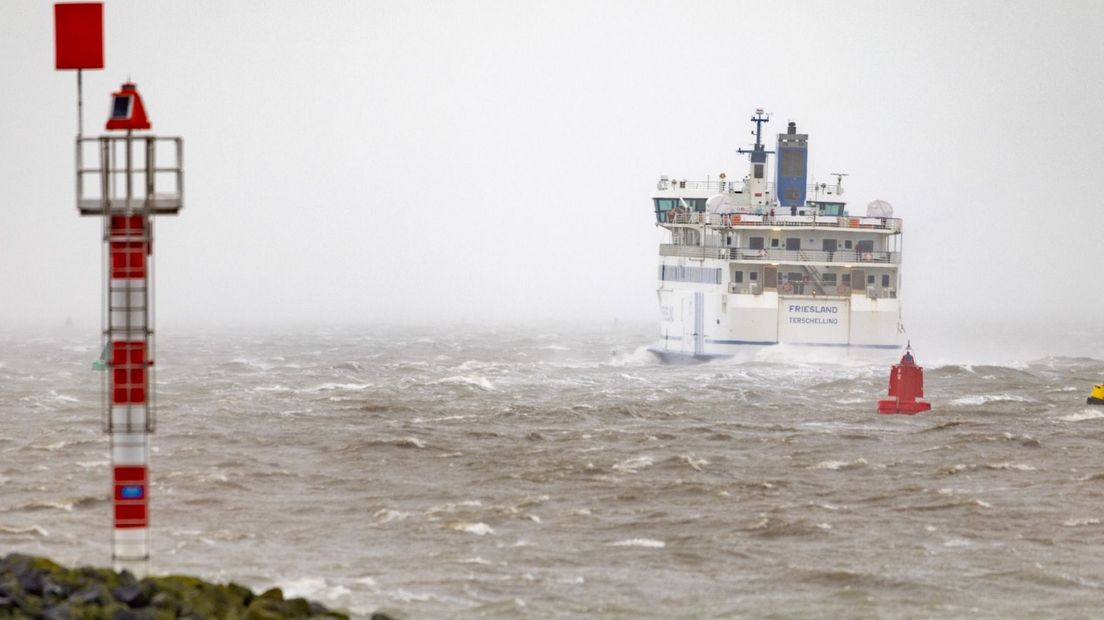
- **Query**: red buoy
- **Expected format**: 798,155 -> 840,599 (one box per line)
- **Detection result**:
878,343 -> 932,415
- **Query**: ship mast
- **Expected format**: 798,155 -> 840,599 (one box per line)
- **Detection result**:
737,108 -> 774,207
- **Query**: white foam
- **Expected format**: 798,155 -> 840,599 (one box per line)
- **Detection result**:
281,576 -> 352,604
1063,518 -> 1100,527
433,375 -> 495,390
449,522 -> 494,535
0,525 -> 49,537
459,557 -> 493,565
1059,410 -> 1104,422
679,454 -> 709,471
606,345 -> 659,367
612,455 -> 655,473
302,382 -> 372,393
609,538 -> 665,548
950,394 -> 1029,406
372,509 -> 410,524
49,391 -> 79,403
986,462 -> 1037,471
809,457 -> 868,470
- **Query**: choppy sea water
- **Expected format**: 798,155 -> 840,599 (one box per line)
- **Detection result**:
2,323 -> 1104,618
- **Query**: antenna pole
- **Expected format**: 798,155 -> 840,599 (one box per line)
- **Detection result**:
77,69 -> 84,138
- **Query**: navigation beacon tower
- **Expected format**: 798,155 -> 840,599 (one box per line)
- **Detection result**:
55,3 -> 184,575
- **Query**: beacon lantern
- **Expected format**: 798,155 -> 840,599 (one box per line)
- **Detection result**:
106,82 -> 151,131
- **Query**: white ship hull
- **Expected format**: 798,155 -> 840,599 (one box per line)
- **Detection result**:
652,283 -> 903,361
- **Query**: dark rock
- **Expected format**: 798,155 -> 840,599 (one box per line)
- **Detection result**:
228,581 -> 255,606
42,577 -> 67,601
149,591 -> 175,610
116,569 -> 138,587
258,586 -> 285,601
112,581 -> 152,607
18,567 -> 45,595
0,554 -> 362,619
69,583 -> 108,605
282,596 -> 312,616
111,606 -> 155,620
43,602 -> 74,620
371,613 -> 399,620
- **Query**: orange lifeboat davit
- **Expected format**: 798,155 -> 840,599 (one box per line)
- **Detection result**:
878,343 -> 932,415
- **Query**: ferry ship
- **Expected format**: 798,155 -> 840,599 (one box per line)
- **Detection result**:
651,109 -> 905,360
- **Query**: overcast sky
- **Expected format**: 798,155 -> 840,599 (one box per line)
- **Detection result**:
2,1 -> 1103,343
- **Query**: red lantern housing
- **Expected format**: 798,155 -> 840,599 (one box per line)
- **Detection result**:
105,82 -> 151,131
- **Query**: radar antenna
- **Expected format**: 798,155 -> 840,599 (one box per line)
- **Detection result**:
830,172 -> 849,194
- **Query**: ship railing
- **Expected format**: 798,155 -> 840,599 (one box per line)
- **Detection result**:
658,245 -> 731,260
659,245 -> 900,265
657,179 -> 757,193
862,286 -> 898,299
661,212 -> 901,232
728,282 -> 762,295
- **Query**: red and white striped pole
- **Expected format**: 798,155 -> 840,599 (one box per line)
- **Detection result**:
107,212 -> 153,571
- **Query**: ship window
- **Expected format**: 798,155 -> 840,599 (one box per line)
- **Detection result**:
733,271 -> 743,283
867,275 -> 875,284
659,265 -> 722,284
787,272 -> 802,282
842,274 -> 851,284
856,240 -> 874,253
771,238 -> 780,248
882,275 -> 890,287
749,237 -> 765,250
111,95 -> 133,119
749,271 -> 758,281
844,240 -> 853,249
822,273 -> 837,285
754,164 -> 764,179
785,238 -> 800,251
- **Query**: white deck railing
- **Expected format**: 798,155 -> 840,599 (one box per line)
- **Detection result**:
659,211 -> 901,232
660,245 -> 900,265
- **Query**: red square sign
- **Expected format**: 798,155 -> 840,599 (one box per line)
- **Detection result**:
55,3 -> 104,70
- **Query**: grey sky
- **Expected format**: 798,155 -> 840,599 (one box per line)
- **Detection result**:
2,1 -> 1103,338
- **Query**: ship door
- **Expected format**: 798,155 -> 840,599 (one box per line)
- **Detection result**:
822,239 -> 838,252
851,269 -> 865,294
764,266 -> 778,292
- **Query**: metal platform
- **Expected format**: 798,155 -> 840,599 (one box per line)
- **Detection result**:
76,135 -> 183,215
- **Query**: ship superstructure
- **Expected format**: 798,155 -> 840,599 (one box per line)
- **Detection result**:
652,109 -> 904,360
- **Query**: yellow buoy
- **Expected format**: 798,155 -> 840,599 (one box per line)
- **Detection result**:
1089,384 -> 1104,405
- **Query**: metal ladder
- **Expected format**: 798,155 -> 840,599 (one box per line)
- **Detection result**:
797,250 -> 827,295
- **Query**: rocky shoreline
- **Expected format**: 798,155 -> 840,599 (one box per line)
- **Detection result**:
0,553 -> 393,619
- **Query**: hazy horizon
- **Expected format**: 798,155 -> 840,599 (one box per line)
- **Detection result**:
3,1 -> 1103,345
